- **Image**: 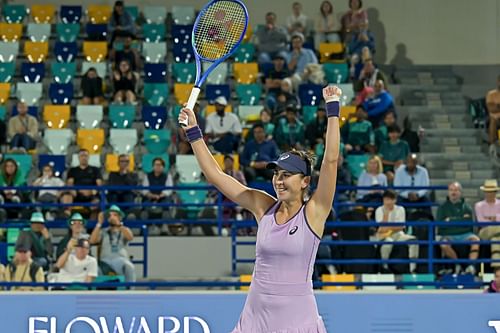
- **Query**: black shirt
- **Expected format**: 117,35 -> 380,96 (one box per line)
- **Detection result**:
107,171 -> 138,187
267,67 -> 290,95
67,166 -> 102,186
115,50 -> 137,71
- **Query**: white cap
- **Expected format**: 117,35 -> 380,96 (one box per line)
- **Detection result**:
214,96 -> 228,106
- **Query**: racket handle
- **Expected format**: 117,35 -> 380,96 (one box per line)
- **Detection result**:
179,87 -> 201,127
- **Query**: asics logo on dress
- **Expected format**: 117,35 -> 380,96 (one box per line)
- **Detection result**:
289,226 -> 298,235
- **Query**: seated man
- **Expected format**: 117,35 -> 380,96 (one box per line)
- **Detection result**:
240,123 -> 279,182
374,110 -> 396,148
89,206 -> 135,282
475,179 -> 500,268
8,101 -> 38,152
378,124 -> 410,182
141,157 -> 174,224
486,74 -> 500,155
341,105 -> 375,154
107,154 -> 139,216
437,181 -> 479,275
254,12 -> 289,64
15,212 -> 53,270
274,106 -> 305,151
55,213 -> 89,260
286,32 -> 318,75
205,96 -> 242,154
265,55 -> 290,111
363,80 -> 394,126
374,190 -> 418,272
53,238 -> 97,283
393,154 -> 430,209
5,243 -> 44,291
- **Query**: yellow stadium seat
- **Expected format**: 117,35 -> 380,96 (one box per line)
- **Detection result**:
233,63 -> 258,84
43,105 -> 71,129
321,274 -> 356,291
83,41 -> 108,62
87,5 -> 112,24
0,83 -> 10,104
173,83 -> 194,104
213,153 -> 240,171
24,41 -> 49,63
205,104 -> 233,117
340,106 -> 357,127
242,23 -> 252,43
105,154 -> 135,173
77,128 -> 105,153
319,43 -> 345,63
31,4 -> 56,23
240,274 -> 252,291
0,23 -> 23,41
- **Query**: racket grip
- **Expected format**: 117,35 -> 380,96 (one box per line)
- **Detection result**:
180,87 -> 201,127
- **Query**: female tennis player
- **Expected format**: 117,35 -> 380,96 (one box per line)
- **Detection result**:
179,85 -> 341,332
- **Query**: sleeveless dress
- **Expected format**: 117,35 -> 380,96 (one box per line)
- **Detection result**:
231,201 -> 327,333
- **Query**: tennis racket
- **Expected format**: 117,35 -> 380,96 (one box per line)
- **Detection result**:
179,0 -> 249,126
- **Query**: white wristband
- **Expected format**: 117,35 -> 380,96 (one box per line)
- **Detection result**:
324,96 -> 340,103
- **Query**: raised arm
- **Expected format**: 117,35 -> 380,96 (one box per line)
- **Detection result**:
306,86 -> 341,236
179,108 -> 276,222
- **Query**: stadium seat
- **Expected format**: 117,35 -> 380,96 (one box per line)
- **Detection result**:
0,23 -> 23,41
24,42 -> 49,63
109,104 -> 135,128
16,83 -> 42,106
11,104 -> 37,118
361,274 -> 396,291
234,43 -> 255,63
238,105 -> 262,122
205,84 -> 231,104
203,62 -> 228,85
83,41 -> 107,62
125,6 -> 138,22
177,155 -> 202,183
144,63 -> 167,83
143,24 -> 166,43
76,105 -> 103,128
144,129 -> 171,154
0,41 -> 19,62
172,62 -> 196,83
27,23 -> 51,42
239,274 -> 251,291
298,84 -> 323,106
233,63 -> 259,84
213,153 -> 240,170
338,83 -> 355,106
0,62 -> 15,82
38,154 -> 66,177
242,23 -> 253,43
402,274 -> 436,290
235,84 -> 261,105
21,63 -> 45,83
171,105 -> 182,120
142,42 -> 167,63
172,5 -> 195,25
109,129 -> 138,154
171,24 -> 192,43
302,105 -> 318,125
321,274 -> 356,291
143,6 -> 167,24
176,182 -> 208,218
319,43 -> 345,63
44,129 -> 73,154
205,104 -> 233,117
0,105 -> 6,120
81,61 -> 107,79
76,128 -> 105,153
0,83 -> 10,104
51,62 -> 76,84
71,153 -> 101,168
340,106 -> 357,127
144,83 -> 169,106
54,42 -> 78,62
49,83 -> 73,105
31,4 -> 55,23
60,5 -> 82,23
346,154 -> 370,180
43,105 -> 70,129
172,43 -> 194,63
141,153 -> 169,173
173,83 -> 194,104
323,63 -> 349,84
87,5 -> 112,24
142,106 -> 167,130
2,4 -> 27,23
3,154 -> 32,182
56,23 -> 80,42
440,274 -> 477,289
105,154 -> 135,173
86,23 -> 108,41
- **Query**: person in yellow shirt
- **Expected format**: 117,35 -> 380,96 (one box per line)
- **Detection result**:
4,243 -> 45,291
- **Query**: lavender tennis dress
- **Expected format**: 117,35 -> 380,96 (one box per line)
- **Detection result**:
231,201 -> 327,333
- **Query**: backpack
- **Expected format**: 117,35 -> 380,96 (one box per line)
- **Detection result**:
8,261 -> 41,282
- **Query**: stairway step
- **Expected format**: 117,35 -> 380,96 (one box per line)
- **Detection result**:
399,106 -> 466,114
424,128 -> 478,137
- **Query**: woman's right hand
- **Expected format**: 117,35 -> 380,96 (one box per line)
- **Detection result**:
178,107 -> 198,129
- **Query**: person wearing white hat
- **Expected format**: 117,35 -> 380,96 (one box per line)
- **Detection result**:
205,96 -> 242,154
476,179 -> 500,268
15,212 -> 53,270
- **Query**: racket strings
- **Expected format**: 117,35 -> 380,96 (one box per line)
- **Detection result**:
194,1 -> 246,61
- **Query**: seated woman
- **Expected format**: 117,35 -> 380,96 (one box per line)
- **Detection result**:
81,67 -> 104,105
112,60 -> 138,104
0,158 -> 26,219
32,164 -> 65,220
356,155 -> 387,202
108,0 -> 136,45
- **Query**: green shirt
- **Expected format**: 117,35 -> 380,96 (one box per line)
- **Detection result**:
342,120 -> 374,147
436,198 -> 474,235
379,139 -> 410,171
275,119 -> 305,149
374,125 -> 388,148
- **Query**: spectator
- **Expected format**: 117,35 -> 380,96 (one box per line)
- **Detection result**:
348,23 -> 375,61
290,63 -> 326,92
53,238 -> 97,283
178,103 -> 205,154
32,164 -> 65,220
436,182 -> 479,275
341,0 -> 368,41
400,116 -> 421,153
351,46 -> 372,85
241,123 -> 279,182
56,213 -> 89,260
363,80 -> 394,126
0,158 -> 25,219
221,155 -> 247,220
112,60 -> 138,104
354,59 -> 387,102
259,108 -> 275,140
356,155 -> 387,202
394,154 -> 430,206
16,212 -> 53,270
8,101 -> 38,152
264,55 -> 290,111
5,243 -> 44,291
90,207 -> 135,282
107,154 -> 139,216
314,0 -> 341,49
335,153 -> 352,204
374,110 -> 396,148
205,96 -> 242,154
142,157 -> 174,225
0,117 -> 6,146
286,2 -> 308,36
66,149 -> 103,219
341,105 -> 375,154
274,106 -> 306,150
272,78 -> 299,118
81,67 -> 104,105
374,190 -> 418,272
476,180 -> 500,268
108,0 -> 136,44
286,32 -> 318,75
305,107 -> 327,149
486,74 -> 500,156
484,267 -> 500,293
378,124 -> 410,180
111,36 -> 141,71
254,12 -> 289,64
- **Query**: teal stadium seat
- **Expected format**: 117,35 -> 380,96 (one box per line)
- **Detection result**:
3,5 -> 27,23
142,153 -> 169,173
234,43 -> 255,63
109,129 -> 138,154
109,104 -> 135,128
402,274 -> 436,290
56,23 -> 80,42
125,6 -> 138,22
346,154 -> 370,180
143,24 -> 166,43
302,105 -> 318,125
144,129 -> 171,154
0,106 -> 6,120
176,182 -> 209,218
235,83 -> 261,105
51,62 -> 76,84
323,63 -> 349,84
143,83 -> 169,106
3,154 -> 32,182
0,62 -> 15,82
172,62 -> 196,83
